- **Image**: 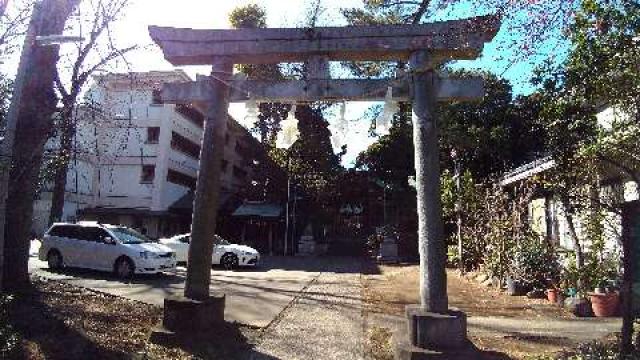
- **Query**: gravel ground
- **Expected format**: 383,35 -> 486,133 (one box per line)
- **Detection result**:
250,265 -> 366,360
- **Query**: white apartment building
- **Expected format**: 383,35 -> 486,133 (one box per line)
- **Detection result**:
33,71 -> 263,239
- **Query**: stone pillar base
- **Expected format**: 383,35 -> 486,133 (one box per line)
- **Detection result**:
394,339 -> 479,360
407,306 -> 467,349
150,294 -> 225,343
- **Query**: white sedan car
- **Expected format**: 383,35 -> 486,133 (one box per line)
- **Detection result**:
159,234 -> 260,270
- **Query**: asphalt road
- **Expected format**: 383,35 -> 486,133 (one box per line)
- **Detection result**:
29,255 -> 323,328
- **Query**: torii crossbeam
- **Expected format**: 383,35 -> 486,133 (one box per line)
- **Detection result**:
149,14 -> 501,358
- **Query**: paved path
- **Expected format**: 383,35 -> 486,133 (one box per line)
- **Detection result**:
370,311 -> 620,344
29,256 -> 321,328
250,262 -> 366,360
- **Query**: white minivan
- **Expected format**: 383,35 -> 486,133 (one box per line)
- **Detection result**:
39,222 -> 176,278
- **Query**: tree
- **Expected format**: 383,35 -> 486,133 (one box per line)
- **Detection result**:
229,4 -> 287,145
535,0 -> 640,354
48,0 -> 136,225
229,2 -> 345,239
2,0 -> 80,291
356,102 -> 414,189
342,0 -> 581,78
440,72 -> 546,179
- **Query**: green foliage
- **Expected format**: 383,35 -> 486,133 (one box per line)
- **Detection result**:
356,102 -> 414,189
562,250 -> 620,293
229,4 -> 266,29
440,72 -> 546,179
511,237 -> 561,289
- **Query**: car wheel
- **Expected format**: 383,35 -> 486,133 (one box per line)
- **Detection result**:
221,253 -> 239,270
114,257 -> 135,279
47,250 -> 63,270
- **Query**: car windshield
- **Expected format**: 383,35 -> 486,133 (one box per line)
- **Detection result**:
110,227 -> 150,244
214,235 -> 230,245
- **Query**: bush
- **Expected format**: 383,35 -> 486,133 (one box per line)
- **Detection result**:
562,251 -> 620,293
511,237 -> 561,289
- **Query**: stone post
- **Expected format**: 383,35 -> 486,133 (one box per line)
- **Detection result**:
184,60 -> 233,300
395,51 -> 472,359
409,51 -> 448,313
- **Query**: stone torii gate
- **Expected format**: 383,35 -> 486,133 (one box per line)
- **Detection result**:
149,15 -> 500,358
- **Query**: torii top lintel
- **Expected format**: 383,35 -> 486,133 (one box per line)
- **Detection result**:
148,15 -> 500,66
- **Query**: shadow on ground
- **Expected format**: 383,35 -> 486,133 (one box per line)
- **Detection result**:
151,323 -> 277,360
257,255 -> 381,275
7,284 -> 130,359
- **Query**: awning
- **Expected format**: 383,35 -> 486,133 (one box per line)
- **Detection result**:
232,202 -> 282,218
78,207 -> 173,217
169,191 -> 236,214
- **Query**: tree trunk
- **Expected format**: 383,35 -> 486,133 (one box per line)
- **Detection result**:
2,0 -> 79,291
562,197 -> 584,289
48,110 -> 74,225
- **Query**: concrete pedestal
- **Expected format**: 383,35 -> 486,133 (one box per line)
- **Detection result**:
151,294 -> 225,344
394,340 -> 479,360
377,236 -> 399,263
395,306 -> 473,360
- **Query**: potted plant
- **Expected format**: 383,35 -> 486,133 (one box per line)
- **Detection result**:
546,287 -> 560,303
589,291 -> 619,317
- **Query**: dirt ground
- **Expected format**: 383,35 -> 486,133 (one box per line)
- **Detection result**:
5,277 -> 259,360
363,265 -> 601,359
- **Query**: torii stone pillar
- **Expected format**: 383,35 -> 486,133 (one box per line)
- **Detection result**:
410,51 -> 448,314
148,16 -> 501,355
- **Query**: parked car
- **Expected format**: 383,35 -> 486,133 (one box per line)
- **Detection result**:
159,233 -> 260,270
39,222 -> 176,278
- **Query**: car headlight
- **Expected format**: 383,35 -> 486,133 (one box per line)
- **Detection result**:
241,250 -> 256,256
139,251 -> 160,260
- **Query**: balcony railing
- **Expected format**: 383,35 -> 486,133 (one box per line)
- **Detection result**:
175,104 -> 204,128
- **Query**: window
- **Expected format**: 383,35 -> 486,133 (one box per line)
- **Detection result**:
171,132 -> 201,159
48,225 -> 79,239
147,127 -> 160,144
151,89 -> 163,105
140,165 -> 155,183
71,227 -> 109,242
82,227 -> 111,243
167,169 -> 197,189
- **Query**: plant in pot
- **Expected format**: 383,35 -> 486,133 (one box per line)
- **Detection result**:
586,253 -> 620,317
561,258 -> 593,317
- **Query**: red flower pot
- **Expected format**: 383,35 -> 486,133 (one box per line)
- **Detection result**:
589,292 -> 619,317
546,288 -> 559,303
